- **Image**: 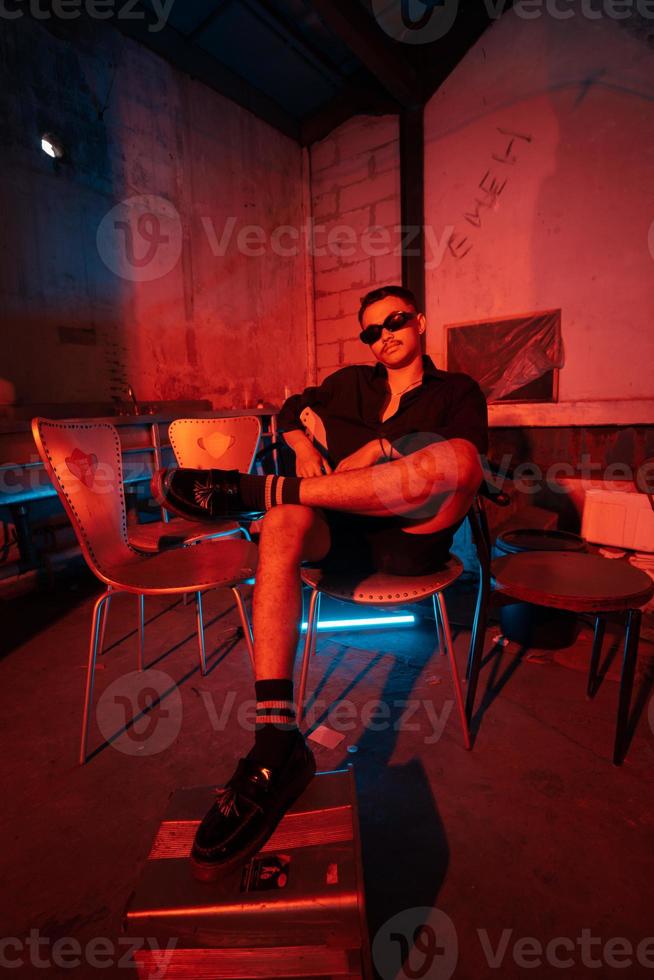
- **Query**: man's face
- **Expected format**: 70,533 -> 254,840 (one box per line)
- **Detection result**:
361,297 -> 426,369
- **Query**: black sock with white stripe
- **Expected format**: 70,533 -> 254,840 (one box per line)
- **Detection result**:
248,679 -> 299,769
239,474 -> 302,512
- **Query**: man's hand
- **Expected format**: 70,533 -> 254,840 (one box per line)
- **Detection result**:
284,429 -> 332,477
295,442 -> 333,477
335,440 -> 383,473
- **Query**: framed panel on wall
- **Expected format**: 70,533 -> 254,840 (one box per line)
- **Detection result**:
446,309 -> 563,403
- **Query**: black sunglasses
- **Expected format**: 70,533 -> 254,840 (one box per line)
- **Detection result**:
359,310 -> 417,346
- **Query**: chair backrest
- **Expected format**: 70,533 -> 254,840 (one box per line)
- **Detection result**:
31,418 -> 134,581
169,416 -> 262,471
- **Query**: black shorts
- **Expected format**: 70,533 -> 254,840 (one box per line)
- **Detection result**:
314,510 -> 459,577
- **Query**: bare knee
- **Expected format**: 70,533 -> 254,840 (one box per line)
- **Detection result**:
259,505 -> 329,563
260,505 -> 316,550
401,439 -> 482,493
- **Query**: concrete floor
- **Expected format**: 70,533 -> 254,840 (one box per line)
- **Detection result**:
2,570 -> 654,980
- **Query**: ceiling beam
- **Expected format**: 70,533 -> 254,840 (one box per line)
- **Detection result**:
399,106 -> 425,313
187,0 -> 232,41
307,0 -> 423,108
112,5 -> 300,142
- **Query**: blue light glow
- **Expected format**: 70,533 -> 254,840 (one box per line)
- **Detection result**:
301,614 -> 416,632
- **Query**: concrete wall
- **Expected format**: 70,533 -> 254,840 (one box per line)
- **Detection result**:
0,17 -> 308,411
4,12 -> 652,423
310,115 -> 402,384
424,10 -> 654,426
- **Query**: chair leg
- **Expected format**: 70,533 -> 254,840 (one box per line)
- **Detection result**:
433,595 -> 444,655
466,571 -> 485,680
310,593 -> 321,661
196,591 -> 208,675
298,590 -> 321,725
435,592 -> 471,750
80,591 -> 110,765
231,585 -> 255,669
587,614 -> 605,699
98,586 -> 113,655
137,594 -> 145,671
613,608 -> 641,766
465,562 -> 490,724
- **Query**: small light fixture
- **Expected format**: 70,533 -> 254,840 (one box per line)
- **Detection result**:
41,134 -> 64,159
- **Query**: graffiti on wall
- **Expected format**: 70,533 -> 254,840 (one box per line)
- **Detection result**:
447,126 -> 533,260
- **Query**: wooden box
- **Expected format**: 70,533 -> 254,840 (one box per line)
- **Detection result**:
124,767 -> 372,979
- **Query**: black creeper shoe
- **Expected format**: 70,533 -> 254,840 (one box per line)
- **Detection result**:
190,732 -> 316,882
151,467 -> 257,522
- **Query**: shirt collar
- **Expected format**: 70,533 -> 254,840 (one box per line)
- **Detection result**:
372,354 -> 444,382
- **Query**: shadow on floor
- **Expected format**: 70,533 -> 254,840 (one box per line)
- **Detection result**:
0,565 -> 98,659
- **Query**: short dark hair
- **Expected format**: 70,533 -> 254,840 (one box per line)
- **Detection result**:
358,285 -> 420,325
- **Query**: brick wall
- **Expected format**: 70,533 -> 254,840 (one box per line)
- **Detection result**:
309,115 -> 402,384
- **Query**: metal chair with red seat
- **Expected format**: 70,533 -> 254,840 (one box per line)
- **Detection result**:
115,416 -> 261,660
295,480 -> 504,749
298,556 -> 471,748
288,410 -> 489,749
32,418 -> 258,764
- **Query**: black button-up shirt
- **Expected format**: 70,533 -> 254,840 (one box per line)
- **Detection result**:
278,355 -> 488,467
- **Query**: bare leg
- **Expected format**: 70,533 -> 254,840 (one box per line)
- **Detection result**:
298,439 -> 482,529
250,442 -> 480,679
252,505 -> 331,680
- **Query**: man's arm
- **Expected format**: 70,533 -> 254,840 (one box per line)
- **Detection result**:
394,376 -> 488,459
283,429 -> 332,477
277,370 -> 352,477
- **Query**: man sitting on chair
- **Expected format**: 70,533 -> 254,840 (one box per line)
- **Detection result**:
154,284 -> 488,881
